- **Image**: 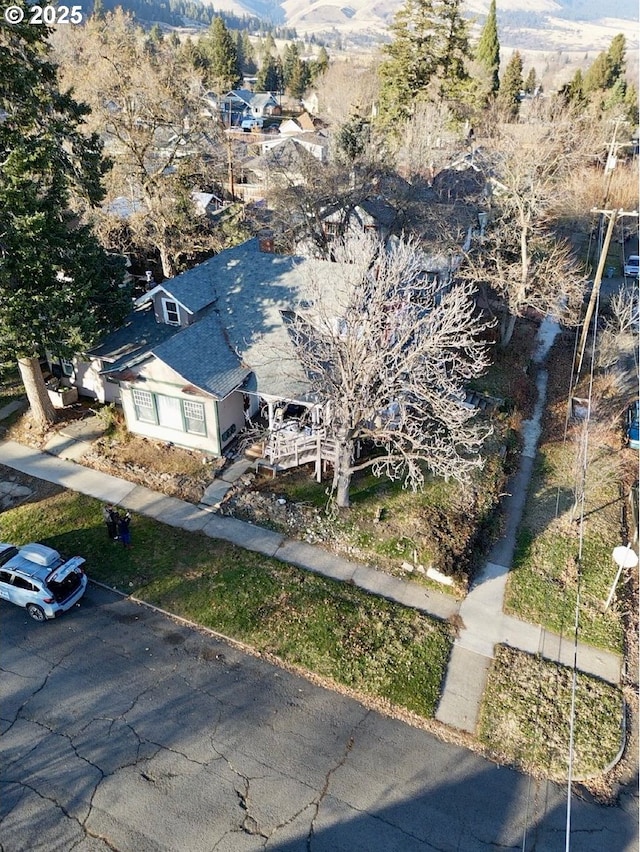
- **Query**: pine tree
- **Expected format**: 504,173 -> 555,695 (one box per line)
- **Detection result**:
240,31 -> 257,74
0,16 -> 129,426
200,17 -> 242,93
475,0 -> 500,94
497,50 -> 522,120
378,0 -> 473,126
256,54 -> 281,92
282,42 -> 299,89
606,34 -> 626,85
583,51 -> 610,94
287,57 -> 310,98
523,67 -> 537,94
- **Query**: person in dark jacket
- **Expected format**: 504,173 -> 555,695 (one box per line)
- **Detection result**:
118,511 -> 132,548
102,504 -> 118,541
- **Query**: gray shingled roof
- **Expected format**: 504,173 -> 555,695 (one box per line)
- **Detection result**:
90,304 -> 180,373
206,240 -> 320,400
151,310 -> 249,399
118,240 -> 340,401
144,256 -> 219,315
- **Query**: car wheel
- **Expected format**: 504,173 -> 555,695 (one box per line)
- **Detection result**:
26,604 -> 46,622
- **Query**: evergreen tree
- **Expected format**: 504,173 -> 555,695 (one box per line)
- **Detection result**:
287,56 -> 310,98
624,83 -> 639,125
262,32 -> 276,58
316,46 -> 329,74
561,67 -> 585,107
606,34 -> 626,85
256,54 -> 281,92
378,0 -> 473,126
234,31 -> 245,76
583,51 -> 610,94
475,0 -> 500,94
335,115 -> 371,162
523,67 -> 537,95
200,17 -> 242,93
282,42 -> 299,88
0,14 -> 129,426
239,31 -> 257,74
497,50 -> 522,120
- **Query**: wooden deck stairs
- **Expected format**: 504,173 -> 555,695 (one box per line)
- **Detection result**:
245,432 -> 337,480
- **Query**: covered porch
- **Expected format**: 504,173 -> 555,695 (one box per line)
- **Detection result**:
245,395 -> 337,482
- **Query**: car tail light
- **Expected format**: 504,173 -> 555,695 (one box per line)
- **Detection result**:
43,596 -> 55,603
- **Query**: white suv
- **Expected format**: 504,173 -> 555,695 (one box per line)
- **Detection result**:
241,116 -> 264,131
0,542 -> 87,621
623,255 -> 639,277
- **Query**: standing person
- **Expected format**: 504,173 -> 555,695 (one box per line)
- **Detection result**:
102,504 -> 118,541
118,511 -> 132,549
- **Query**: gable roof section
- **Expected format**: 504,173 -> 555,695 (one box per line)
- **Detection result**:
138,255 -> 220,315
98,239 -> 343,403
203,239 -> 335,400
151,310 -> 249,400
89,304 -> 180,373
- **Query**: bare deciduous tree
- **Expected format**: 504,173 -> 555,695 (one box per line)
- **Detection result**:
392,101 -> 462,182
463,120 -> 589,346
289,233 -> 493,508
596,287 -> 639,400
312,57 -> 380,128
54,11 -> 228,278
266,154 -> 381,256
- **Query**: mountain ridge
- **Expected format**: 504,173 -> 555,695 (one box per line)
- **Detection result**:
183,0 -> 639,51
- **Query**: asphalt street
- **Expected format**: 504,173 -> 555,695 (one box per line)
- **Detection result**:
1,584 -> 637,852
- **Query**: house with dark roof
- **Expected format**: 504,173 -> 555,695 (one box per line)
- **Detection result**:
64,239 -> 337,459
210,90 -> 281,127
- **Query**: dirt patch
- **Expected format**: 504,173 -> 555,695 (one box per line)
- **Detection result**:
81,436 -> 224,504
2,404 -> 225,504
0,465 -> 63,510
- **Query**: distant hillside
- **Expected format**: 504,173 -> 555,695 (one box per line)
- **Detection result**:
98,0 -> 639,53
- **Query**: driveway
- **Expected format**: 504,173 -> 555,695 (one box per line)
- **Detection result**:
1,584 -> 637,852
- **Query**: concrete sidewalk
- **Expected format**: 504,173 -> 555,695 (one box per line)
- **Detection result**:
0,429 -> 623,736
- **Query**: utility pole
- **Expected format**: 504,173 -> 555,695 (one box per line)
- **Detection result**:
574,207 -> 638,382
226,134 -> 235,201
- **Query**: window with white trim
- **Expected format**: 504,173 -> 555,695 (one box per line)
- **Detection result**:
61,358 -> 74,377
132,389 -> 156,423
162,299 -> 180,325
183,400 -> 206,435
131,389 -> 207,436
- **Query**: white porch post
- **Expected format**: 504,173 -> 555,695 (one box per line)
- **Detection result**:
267,400 -> 275,431
315,433 -> 322,482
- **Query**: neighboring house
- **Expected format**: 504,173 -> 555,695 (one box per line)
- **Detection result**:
261,131 -> 329,164
301,92 -> 319,116
295,197 -> 399,257
212,90 -> 281,126
64,240 -> 338,467
190,191 -> 228,217
103,196 -> 146,219
278,112 -> 316,135
239,138 -> 322,201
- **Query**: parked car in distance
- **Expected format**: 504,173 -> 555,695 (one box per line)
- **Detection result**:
627,401 -> 640,451
241,116 -> 264,131
0,542 -> 87,621
623,255 -> 639,277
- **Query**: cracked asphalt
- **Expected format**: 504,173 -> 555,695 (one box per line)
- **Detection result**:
1,584 -> 637,852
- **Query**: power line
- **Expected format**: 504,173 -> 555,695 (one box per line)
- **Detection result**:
565,273 -> 601,852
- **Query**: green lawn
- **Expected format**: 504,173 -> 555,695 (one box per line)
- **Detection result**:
505,442 -> 625,653
248,452 -> 507,593
478,646 -> 624,779
2,489 -> 452,718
